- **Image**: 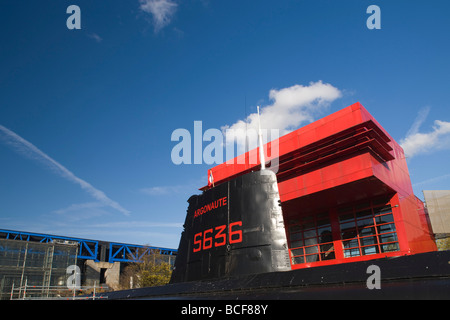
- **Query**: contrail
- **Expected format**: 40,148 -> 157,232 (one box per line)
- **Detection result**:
405,105 -> 431,137
412,173 -> 450,187
0,125 -> 131,216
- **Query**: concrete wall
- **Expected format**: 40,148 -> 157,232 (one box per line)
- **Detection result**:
424,190 -> 450,234
84,260 -> 121,290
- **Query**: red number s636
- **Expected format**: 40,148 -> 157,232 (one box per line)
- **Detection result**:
193,221 -> 243,252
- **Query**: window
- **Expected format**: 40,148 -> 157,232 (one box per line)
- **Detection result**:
339,200 -> 399,258
287,198 -> 400,267
288,213 -> 335,265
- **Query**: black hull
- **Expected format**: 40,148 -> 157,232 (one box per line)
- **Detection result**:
170,170 -> 290,283
95,170 -> 450,300
99,250 -> 450,299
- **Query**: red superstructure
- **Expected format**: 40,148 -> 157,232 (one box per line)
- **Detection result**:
203,102 -> 437,270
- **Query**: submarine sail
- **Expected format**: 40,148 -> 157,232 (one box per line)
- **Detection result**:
170,169 -> 291,283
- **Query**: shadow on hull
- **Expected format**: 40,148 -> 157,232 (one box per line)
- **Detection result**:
98,250 -> 450,300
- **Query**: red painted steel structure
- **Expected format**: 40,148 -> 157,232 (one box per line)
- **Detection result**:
202,102 -> 437,270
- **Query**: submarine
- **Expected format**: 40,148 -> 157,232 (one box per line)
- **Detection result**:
99,104 -> 450,300
170,169 -> 291,283
99,167 -> 450,300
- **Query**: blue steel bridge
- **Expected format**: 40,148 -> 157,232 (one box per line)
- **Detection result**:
0,228 -> 177,263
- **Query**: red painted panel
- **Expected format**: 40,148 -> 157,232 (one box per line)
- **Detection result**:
202,102 -> 437,270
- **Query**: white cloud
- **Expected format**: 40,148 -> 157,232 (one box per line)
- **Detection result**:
88,33 -> 103,43
140,185 -> 185,196
400,107 -> 450,158
0,125 -> 131,216
53,202 -> 105,215
412,173 -> 450,187
222,81 -> 342,151
139,0 -> 178,33
90,221 -> 183,229
140,177 -> 205,196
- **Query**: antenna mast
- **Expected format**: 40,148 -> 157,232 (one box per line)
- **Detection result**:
257,106 -> 266,170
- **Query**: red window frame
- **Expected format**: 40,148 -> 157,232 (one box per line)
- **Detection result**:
286,197 -> 400,267
338,200 -> 399,259
287,212 -> 336,265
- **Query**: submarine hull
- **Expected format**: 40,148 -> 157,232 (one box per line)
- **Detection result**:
99,250 -> 450,299
95,168 -> 450,299
170,169 -> 291,283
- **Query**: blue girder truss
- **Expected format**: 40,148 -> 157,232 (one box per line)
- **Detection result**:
0,229 -> 177,263
0,229 -> 98,260
109,243 -> 177,263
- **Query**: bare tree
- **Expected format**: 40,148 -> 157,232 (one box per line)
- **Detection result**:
120,248 -> 172,289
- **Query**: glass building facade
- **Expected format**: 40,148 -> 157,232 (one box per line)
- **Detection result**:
203,103 -> 437,270
0,239 -> 78,299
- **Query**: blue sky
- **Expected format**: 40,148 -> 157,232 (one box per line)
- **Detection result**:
1,0 -> 449,248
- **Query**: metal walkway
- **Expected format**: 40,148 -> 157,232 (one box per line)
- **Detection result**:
0,228 -> 177,263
